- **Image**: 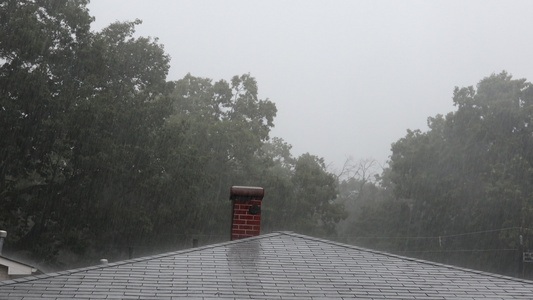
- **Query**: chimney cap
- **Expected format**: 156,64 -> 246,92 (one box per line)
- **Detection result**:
0,231 -> 6,238
230,186 -> 264,201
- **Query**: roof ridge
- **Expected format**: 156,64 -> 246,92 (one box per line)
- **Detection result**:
0,255 -> 39,269
280,231 -> 533,284
0,232 -> 285,287
3,231 -> 532,287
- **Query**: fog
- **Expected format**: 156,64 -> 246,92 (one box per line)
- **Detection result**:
88,0 -> 533,170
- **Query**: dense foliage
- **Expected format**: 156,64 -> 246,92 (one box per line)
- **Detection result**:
340,72 -> 533,278
3,0 -> 533,280
0,0 -> 341,270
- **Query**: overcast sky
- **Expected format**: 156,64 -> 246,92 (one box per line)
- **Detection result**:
87,0 -> 533,172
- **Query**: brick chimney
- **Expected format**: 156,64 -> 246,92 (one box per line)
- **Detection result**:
229,186 -> 264,241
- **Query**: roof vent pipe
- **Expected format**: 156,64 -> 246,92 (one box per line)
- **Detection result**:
100,259 -> 108,265
0,230 -> 6,256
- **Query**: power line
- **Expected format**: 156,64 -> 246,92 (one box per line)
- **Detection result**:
339,227 -> 527,241
401,248 -> 517,254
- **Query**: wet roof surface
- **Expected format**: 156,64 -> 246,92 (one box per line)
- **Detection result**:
1,231 -> 532,299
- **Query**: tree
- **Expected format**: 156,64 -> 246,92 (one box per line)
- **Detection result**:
0,0 -> 349,269
334,158 -> 394,245
381,71 -> 533,276
0,0 -> 172,266
145,73 -> 279,246
0,0 -> 96,262
65,18 -> 172,261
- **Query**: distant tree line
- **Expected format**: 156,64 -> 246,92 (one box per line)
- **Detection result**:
0,0 -> 341,270
337,71 -> 533,278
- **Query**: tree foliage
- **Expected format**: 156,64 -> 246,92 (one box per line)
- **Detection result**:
259,141 -> 344,237
0,0 -> 345,269
351,72 -> 533,277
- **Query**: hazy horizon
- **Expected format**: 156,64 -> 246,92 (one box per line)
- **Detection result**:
88,0 -> 533,172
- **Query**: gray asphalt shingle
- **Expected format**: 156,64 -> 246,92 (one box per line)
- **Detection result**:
0,231 -> 532,299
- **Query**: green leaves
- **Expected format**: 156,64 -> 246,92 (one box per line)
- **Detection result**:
0,1 -> 347,269
0,0 -> 173,267
257,145 -> 344,237
378,71 -> 533,275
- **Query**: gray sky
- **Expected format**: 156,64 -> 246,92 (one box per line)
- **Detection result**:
87,0 -> 533,172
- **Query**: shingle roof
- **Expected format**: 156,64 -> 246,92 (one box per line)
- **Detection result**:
0,231 -> 532,299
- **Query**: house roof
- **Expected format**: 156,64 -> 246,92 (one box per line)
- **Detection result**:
0,231 -> 532,299
0,256 -> 40,276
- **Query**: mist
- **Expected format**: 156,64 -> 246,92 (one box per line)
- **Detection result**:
88,0 -> 533,170
2,0 -> 533,280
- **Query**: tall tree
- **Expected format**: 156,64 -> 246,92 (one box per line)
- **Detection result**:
0,0 -> 348,269
0,0 -> 96,261
0,0 -> 172,266
381,71 -> 533,276
151,73 -> 278,245
258,142 -> 345,237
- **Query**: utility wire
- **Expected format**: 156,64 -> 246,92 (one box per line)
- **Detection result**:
340,226 -> 528,240
401,248 -> 517,254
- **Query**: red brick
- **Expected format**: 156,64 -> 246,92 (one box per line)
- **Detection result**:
237,225 -> 253,230
230,189 -> 263,241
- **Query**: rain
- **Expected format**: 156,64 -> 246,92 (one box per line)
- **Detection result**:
1,0 -> 533,285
